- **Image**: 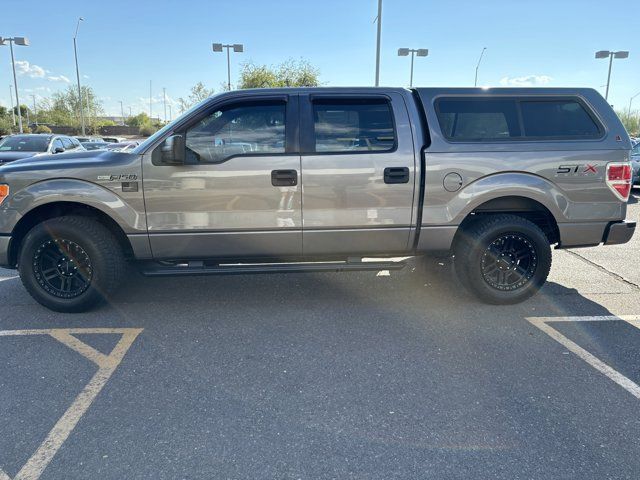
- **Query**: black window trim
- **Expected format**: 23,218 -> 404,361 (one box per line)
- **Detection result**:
152,94 -> 297,166
434,94 -> 606,144
300,93 -> 398,155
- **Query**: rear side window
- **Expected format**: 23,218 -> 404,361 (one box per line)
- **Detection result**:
62,137 -> 74,149
312,99 -> 396,153
520,100 -> 601,138
436,97 -> 602,142
436,99 -> 521,141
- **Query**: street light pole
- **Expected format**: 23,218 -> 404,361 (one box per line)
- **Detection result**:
8,85 -> 15,126
163,87 -> 167,122
595,50 -> 629,101
398,48 -> 428,87
31,94 -> 37,125
212,43 -> 243,91
375,0 -> 382,86
73,17 -> 86,135
1,37 -> 30,133
629,91 -> 640,118
474,47 -> 487,87
119,100 -> 125,125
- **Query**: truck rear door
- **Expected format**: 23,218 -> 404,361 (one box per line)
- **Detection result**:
298,92 -> 416,255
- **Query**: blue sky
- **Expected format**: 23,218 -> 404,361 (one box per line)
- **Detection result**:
1,0 -> 638,118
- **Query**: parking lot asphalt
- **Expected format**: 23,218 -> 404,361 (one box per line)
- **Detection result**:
0,192 -> 639,480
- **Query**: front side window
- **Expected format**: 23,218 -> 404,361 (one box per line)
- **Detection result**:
312,99 -> 396,153
62,138 -> 74,150
184,101 -> 286,164
520,100 -> 601,138
436,99 -> 521,141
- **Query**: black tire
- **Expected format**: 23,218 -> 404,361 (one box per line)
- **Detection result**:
453,214 -> 552,304
18,216 -> 126,312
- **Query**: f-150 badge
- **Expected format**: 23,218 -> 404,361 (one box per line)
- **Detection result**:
97,174 -> 138,181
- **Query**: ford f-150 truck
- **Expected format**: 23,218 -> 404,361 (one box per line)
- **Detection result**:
0,87 -> 634,312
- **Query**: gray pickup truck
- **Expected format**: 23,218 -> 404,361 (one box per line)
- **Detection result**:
0,87 -> 634,312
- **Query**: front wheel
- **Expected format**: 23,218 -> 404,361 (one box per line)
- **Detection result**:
453,214 -> 552,304
18,216 -> 126,312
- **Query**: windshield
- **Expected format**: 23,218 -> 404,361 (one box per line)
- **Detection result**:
0,136 -> 50,152
132,95 -> 220,154
632,143 -> 640,155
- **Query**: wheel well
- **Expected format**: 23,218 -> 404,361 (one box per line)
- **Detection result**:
8,202 -> 134,267
461,196 -> 560,244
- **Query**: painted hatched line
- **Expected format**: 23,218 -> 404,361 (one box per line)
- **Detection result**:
527,315 -> 640,400
0,328 -> 143,480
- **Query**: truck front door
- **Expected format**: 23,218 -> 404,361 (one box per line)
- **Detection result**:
299,92 -> 416,255
142,94 -> 302,259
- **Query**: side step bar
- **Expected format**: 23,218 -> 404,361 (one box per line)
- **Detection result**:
139,260 -> 406,277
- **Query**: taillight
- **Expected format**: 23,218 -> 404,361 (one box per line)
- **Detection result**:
606,162 -> 632,201
0,185 -> 8,206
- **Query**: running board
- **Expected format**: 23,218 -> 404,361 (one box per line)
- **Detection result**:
139,260 -> 406,277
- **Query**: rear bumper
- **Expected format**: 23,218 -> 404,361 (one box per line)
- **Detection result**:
0,235 -> 11,268
604,220 -> 636,245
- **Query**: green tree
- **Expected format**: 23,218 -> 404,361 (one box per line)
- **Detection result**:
178,82 -> 214,112
238,58 -> 320,89
126,112 -> 152,128
36,85 -> 103,129
617,110 -> 639,137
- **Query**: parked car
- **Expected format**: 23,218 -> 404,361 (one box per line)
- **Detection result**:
0,134 -> 85,164
631,142 -> 640,186
75,136 -> 103,143
104,141 -> 139,152
81,141 -> 111,151
102,136 -> 126,143
0,87 -> 634,312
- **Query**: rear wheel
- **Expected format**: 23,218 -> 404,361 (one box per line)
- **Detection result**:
18,216 -> 126,312
453,214 -> 552,304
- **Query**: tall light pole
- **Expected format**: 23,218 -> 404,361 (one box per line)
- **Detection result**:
8,85 -> 16,126
595,50 -> 629,101
73,18 -> 86,135
1,36 -> 29,133
398,48 -> 428,87
31,94 -> 37,126
474,47 -> 487,87
212,43 -> 243,90
119,100 -> 125,125
374,0 -> 382,86
163,87 -> 167,123
628,91 -> 640,118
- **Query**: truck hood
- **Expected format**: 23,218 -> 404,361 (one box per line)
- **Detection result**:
0,150 -> 138,173
0,151 -> 40,164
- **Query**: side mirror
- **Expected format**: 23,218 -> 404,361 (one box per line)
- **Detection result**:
54,146 -> 65,154
161,134 -> 185,165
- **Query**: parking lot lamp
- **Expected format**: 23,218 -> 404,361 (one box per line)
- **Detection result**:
73,18 -> 86,135
628,90 -> 640,118
1,36 -> 29,133
8,85 -> 16,127
595,50 -> 629,101
474,47 -> 487,87
398,48 -> 428,87
212,43 -> 243,91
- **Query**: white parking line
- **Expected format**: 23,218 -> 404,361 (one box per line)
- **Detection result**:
0,328 -> 142,480
0,276 -> 18,283
528,315 -> 640,400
